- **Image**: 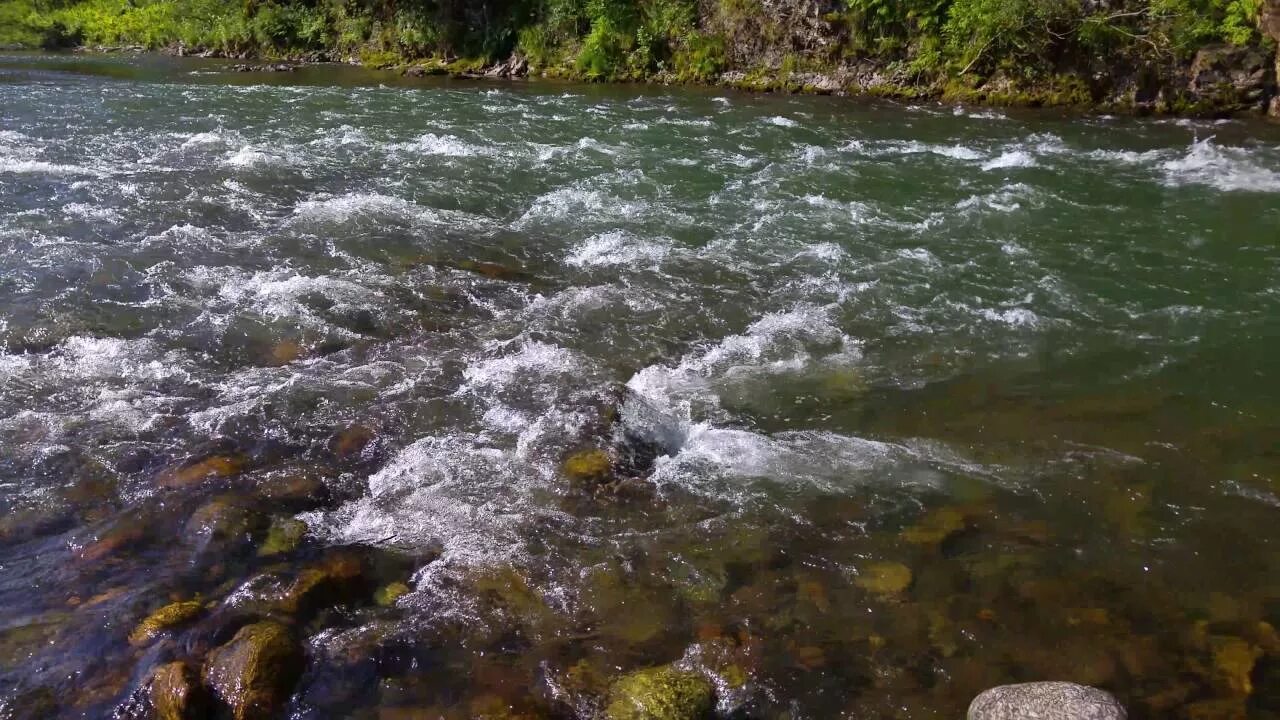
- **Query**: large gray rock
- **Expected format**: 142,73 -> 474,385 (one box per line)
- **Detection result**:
968,682 -> 1126,720
1188,44 -> 1275,112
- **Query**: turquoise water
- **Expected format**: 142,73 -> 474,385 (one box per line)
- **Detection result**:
2,52 -> 1280,719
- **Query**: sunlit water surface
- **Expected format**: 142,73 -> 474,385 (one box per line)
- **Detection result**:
2,52 -> 1280,719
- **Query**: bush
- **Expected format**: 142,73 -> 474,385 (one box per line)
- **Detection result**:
673,30 -> 725,81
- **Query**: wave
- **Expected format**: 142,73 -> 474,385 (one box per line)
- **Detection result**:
1160,138 -> 1280,192
291,191 -> 440,225
565,230 -> 672,268
0,158 -> 104,177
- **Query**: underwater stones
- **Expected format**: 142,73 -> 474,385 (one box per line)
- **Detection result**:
158,455 -> 244,489
129,600 -> 205,647
257,517 -> 307,557
968,682 -> 1126,720
202,622 -> 303,720
562,449 -> 614,486
605,665 -> 715,720
149,661 -> 209,720
855,562 -> 913,598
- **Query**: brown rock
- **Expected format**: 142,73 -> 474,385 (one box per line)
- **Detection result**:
158,455 -> 244,489
202,622 -> 303,720
150,661 -> 208,720
329,425 -> 374,459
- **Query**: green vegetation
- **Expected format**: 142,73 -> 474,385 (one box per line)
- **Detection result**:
0,0 -> 1273,109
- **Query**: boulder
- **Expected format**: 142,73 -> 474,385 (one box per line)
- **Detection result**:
149,661 -> 208,720
968,682 -> 1126,720
605,665 -> 714,720
1189,44 -> 1275,112
202,622 -> 303,720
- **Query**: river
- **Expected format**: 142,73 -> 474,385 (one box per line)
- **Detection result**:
2,51 -> 1280,719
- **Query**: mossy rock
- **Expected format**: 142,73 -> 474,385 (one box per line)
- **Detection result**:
158,454 -> 244,489
605,665 -> 714,720
129,600 -> 205,647
562,449 -> 614,485
257,517 -> 307,557
202,622 -> 303,720
255,468 -> 330,510
855,562 -> 913,597
184,496 -> 266,557
149,661 -> 209,720
277,550 -> 366,615
374,581 -> 411,607
901,507 -> 967,546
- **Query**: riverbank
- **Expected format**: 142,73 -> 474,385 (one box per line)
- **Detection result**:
4,0 -> 1280,117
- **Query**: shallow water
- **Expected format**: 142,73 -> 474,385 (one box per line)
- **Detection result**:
2,51 -> 1280,719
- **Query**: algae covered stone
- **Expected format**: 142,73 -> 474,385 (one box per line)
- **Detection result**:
855,562 -> 913,597
606,665 -> 714,720
562,449 -> 613,485
257,517 -> 307,557
375,581 -> 411,606
129,600 -> 204,647
202,621 -> 303,720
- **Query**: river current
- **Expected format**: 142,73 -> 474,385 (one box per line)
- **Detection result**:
2,52 -> 1280,719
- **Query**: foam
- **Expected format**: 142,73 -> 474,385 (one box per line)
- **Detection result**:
565,230 -> 671,268
982,150 -> 1037,171
0,159 -> 103,177
1160,138 -> 1280,192
291,192 -> 439,225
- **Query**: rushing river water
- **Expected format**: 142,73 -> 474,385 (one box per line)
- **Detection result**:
2,51 -> 1280,719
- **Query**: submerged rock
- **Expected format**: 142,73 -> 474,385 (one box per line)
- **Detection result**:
149,661 -> 209,720
374,581 -> 411,607
184,496 -> 266,557
901,507 -> 968,546
158,454 -> 244,489
605,665 -> 714,720
278,550 -> 366,615
855,562 -> 913,597
202,622 -> 303,720
968,682 -> 1126,720
257,517 -> 307,557
129,600 -> 205,647
562,449 -> 614,486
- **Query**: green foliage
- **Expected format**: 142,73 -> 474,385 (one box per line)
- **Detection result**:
843,0 -> 949,54
1151,0 -> 1263,51
673,30 -> 725,81
0,0 -> 1272,101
